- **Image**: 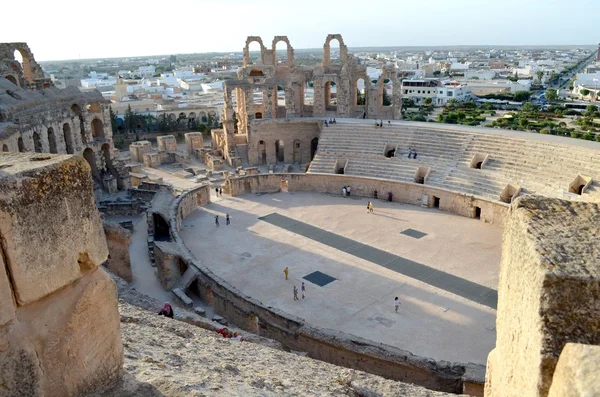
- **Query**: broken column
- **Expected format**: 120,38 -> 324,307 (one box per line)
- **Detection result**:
0,153 -> 123,397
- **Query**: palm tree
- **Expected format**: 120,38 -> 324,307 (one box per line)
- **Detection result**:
536,71 -> 544,84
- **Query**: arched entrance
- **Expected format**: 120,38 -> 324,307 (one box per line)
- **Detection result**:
63,123 -> 74,154
2,144 -> 8,152
311,137 -> 319,160
356,78 -> 366,105
91,118 -> 104,139
275,140 -> 284,162
5,75 -> 18,86
71,104 -> 86,144
48,127 -> 57,153
293,139 -> 301,163
324,81 -> 337,111
17,137 -> 24,152
82,148 -> 98,180
153,213 -> 171,242
258,140 -> 267,164
33,131 -> 42,153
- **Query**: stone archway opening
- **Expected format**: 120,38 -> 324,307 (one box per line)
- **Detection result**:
249,69 -> 264,77
258,140 -> 267,164
247,40 -> 263,65
274,40 -> 289,65
2,144 -> 8,152
275,140 -> 284,163
82,148 -> 99,180
91,118 -> 105,139
326,38 -> 341,64
311,137 -> 319,160
304,80 -> 314,107
381,78 -> 393,107
153,213 -> 171,242
276,85 -> 286,117
63,123 -> 74,154
71,104 -> 86,144
17,137 -> 24,152
324,81 -> 337,112
48,127 -> 57,154
33,131 -> 42,153
5,75 -> 18,86
356,78 -> 366,105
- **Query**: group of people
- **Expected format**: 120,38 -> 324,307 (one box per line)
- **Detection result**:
324,118 -> 337,127
374,120 -> 391,128
217,327 -> 244,341
285,266 -> 306,300
342,186 -> 351,197
407,148 -> 418,159
215,213 -> 231,227
215,187 -> 223,196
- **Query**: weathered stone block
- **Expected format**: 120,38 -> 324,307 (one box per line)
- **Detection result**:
485,196 -> 600,397
0,252 -> 15,326
154,241 -> 182,290
0,153 -> 108,305
103,220 -> 132,281
547,343 -> 600,397
157,135 -> 177,152
185,132 -> 204,155
129,141 -> 152,163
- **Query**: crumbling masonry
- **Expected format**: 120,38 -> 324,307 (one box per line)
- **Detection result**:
0,43 -> 129,194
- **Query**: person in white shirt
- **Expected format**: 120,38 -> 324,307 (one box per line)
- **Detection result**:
394,297 -> 401,312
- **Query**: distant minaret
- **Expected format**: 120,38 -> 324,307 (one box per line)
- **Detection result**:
597,43 -> 600,61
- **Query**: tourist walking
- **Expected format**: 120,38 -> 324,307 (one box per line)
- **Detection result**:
301,282 -> 306,299
394,297 -> 401,313
362,112 -> 366,119
215,215 -> 220,227
284,266 -> 289,280
293,285 -> 299,301
219,187 -> 223,196
342,186 -> 347,197
215,186 -> 219,196
158,302 -> 174,319
226,213 -> 230,225
346,186 -> 351,196
369,202 -> 374,213
367,201 -> 371,214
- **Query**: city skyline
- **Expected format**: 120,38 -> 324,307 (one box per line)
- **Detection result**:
1,0 -> 598,61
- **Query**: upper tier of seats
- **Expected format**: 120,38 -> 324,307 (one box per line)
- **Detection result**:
308,121 -> 600,203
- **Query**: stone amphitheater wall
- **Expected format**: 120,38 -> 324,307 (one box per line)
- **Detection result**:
168,176 -> 493,394
227,173 -> 508,225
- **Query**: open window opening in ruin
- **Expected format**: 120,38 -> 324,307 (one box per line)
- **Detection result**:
91,118 -> 105,140
568,175 -> 591,195
47,127 -> 57,154
187,112 -> 197,128
32,131 -> 42,153
276,86 -> 286,118
255,112 -> 263,119
414,167 -> 430,184
244,181 -> 252,193
334,158 -> 347,174
433,196 -> 440,208
71,104 -> 86,144
249,69 -> 264,77
2,144 -> 8,152
168,113 -> 177,122
82,148 -> 99,180
381,78 -> 392,107
247,41 -> 263,65
303,80 -> 314,107
292,139 -> 301,163
311,137 -> 319,160
258,140 -> 267,164
474,206 -> 482,219
17,137 -> 24,152
356,78 -> 366,105
470,153 -> 488,169
324,81 -> 337,111
275,140 -> 285,162
102,143 -> 120,187
327,38 -> 341,64
500,184 -> 521,204
5,75 -> 18,86
63,123 -> 74,154
13,49 -> 24,73
199,112 -> 207,124
275,40 -> 289,65
153,213 -> 171,242
87,103 -> 101,113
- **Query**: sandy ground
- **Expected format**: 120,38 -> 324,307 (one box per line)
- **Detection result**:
180,192 -> 501,365
93,300 -> 461,397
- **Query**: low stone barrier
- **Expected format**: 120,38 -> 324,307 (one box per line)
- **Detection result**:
167,174 -> 497,394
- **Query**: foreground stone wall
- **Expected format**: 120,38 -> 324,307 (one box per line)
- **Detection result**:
0,153 -> 123,396
165,183 -> 487,394
485,196 -> 600,397
227,173 -> 507,225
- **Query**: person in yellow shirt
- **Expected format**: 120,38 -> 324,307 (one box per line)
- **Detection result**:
369,202 -> 374,213
284,266 -> 289,280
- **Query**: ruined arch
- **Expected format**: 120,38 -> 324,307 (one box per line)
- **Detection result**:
324,80 -> 337,111
272,36 -> 294,65
2,144 -> 8,152
311,137 -> 319,160
47,127 -> 57,153
304,79 -> 314,106
32,131 -> 42,153
258,140 -> 267,164
87,103 -> 101,113
356,78 -> 367,105
4,75 -> 18,86
275,140 -> 285,162
82,148 -> 98,180
249,69 -> 264,77
168,113 -> 176,121
379,75 -> 393,107
322,34 -> 348,66
153,213 -> 171,241
101,143 -> 119,180
243,36 -> 266,66
63,123 -> 74,154
91,118 -> 104,139
71,104 -> 86,144
17,137 -> 24,152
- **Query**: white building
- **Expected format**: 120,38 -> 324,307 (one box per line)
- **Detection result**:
401,79 -> 471,106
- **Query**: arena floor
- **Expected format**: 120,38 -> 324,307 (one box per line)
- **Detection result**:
180,192 -> 502,365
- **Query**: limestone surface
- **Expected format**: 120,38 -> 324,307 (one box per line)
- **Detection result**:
548,343 -> 600,397
104,220 -> 133,281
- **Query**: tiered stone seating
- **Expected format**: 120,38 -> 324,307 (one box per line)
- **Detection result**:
308,122 -> 600,202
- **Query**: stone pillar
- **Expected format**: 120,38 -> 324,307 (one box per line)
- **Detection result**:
284,87 -> 295,117
263,88 -> 272,119
485,196 -> 600,397
313,79 -> 324,116
185,132 -> 204,155
157,135 -> 177,152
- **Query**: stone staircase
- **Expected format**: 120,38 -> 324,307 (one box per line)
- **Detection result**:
308,122 -> 600,202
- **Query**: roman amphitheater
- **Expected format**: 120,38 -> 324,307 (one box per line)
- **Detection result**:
0,37 -> 598,397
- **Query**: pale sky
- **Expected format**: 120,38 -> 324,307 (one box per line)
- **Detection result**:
2,0 -> 598,61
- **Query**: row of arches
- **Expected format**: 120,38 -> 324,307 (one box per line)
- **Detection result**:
244,35 -> 345,67
256,137 -> 318,164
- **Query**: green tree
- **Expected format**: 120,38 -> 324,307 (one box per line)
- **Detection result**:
433,70 -> 441,76
545,88 -> 558,102
124,105 -> 136,133
356,89 -> 366,105
382,89 -> 392,106
580,88 -> 590,96
536,71 -> 544,83
109,106 -> 119,133
513,91 -> 532,102
586,104 -> 599,114
423,97 -> 433,105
